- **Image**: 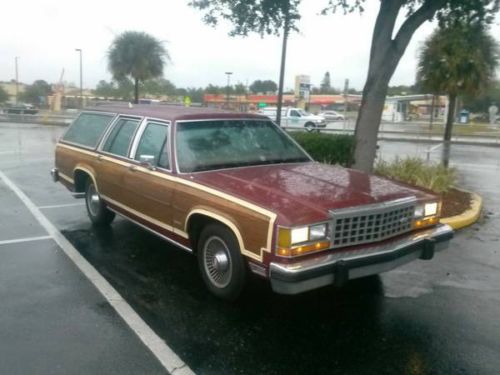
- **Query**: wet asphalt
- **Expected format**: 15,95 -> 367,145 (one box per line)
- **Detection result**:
1,122 -> 499,374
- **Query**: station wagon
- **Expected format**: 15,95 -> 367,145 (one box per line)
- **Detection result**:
51,105 -> 453,299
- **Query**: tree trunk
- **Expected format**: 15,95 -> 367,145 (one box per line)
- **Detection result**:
134,78 -> 139,104
353,72 -> 393,173
352,0 -> 446,173
444,93 -> 456,142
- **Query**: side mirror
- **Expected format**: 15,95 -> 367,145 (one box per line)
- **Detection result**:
139,154 -> 155,170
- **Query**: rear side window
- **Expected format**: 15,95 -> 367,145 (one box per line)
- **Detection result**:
134,122 -> 170,168
63,112 -> 114,148
102,118 -> 141,158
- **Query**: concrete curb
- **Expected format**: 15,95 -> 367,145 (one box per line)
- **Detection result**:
440,190 -> 483,230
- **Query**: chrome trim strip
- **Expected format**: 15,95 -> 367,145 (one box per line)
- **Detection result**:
269,224 -> 453,277
329,196 -> 417,217
97,115 -> 143,158
129,118 -> 172,172
129,116 -> 150,158
108,207 -> 193,253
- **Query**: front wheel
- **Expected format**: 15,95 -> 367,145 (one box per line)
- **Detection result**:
305,122 -> 316,132
197,223 -> 246,300
85,181 -> 115,226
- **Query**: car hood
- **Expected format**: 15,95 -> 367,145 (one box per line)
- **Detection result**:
186,162 -> 433,226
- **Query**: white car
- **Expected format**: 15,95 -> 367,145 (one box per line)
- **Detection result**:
319,110 -> 345,121
258,107 -> 326,131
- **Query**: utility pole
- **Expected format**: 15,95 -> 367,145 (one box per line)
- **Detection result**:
75,49 -> 83,108
429,94 -> 436,131
15,57 -> 19,105
225,71 -> 232,109
276,10 -> 289,126
343,78 -> 349,130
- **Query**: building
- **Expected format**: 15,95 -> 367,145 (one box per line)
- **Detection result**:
383,94 -> 448,122
203,94 -> 362,113
0,81 -> 27,104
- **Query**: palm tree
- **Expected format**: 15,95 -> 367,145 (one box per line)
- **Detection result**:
108,31 -> 170,104
417,21 -> 499,142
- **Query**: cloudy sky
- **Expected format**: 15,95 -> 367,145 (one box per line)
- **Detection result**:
2,0 -> 499,91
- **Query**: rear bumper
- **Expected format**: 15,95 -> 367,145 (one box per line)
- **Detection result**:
269,224 -> 454,295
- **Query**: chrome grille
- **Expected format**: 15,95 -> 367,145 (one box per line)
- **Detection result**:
330,198 -> 416,248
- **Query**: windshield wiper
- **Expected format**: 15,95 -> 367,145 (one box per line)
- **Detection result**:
190,157 -> 309,172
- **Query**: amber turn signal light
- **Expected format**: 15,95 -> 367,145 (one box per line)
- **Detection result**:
414,216 -> 439,229
277,241 -> 330,257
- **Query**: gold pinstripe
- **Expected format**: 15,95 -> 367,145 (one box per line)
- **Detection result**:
58,143 -> 277,261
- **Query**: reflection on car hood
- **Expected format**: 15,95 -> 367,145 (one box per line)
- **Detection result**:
186,162 -> 433,226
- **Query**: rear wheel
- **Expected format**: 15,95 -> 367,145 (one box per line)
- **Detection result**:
197,223 -> 246,300
85,180 -> 115,226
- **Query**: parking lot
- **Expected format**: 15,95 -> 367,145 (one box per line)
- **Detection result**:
1,122 -> 500,374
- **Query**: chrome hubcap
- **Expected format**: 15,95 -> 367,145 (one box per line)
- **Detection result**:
203,236 -> 232,288
87,184 -> 100,216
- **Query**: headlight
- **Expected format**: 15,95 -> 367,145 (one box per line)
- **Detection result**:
413,201 -> 440,229
424,202 -> 438,217
310,224 -> 328,240
290,227 -> 308,244
414,201 -> 439,218
277,224 -> 330,257
414,205 -> 424,218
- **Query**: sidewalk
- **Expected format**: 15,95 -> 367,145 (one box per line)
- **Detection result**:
317,121 -> 500,146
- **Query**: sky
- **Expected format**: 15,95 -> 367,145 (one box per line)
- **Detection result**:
2,0 -> 500,92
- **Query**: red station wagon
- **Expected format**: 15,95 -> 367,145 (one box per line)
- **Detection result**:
51,105 -> 454,299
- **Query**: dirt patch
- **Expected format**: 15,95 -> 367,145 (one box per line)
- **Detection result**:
441,188 -> 472,217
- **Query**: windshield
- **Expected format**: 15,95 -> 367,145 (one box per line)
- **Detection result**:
298,109 -> 311,116
176,119 -> 310,173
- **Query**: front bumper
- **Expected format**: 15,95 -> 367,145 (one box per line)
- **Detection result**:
269,224 -> 453,295
50,168 -> 59,182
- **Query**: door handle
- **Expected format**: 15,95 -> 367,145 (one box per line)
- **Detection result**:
96,154 -> 103,161
128,165 -> 137,172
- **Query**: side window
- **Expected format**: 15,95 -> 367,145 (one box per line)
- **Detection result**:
135,122 -> 170,169
63,113 -> 114,148
102,118 -> 140,157
290,110 -> 301,117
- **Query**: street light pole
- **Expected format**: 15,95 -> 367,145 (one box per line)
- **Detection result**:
15,57 -> 19,105
276,10 -> 290,126
75,49 -> 83,108
225,72 -> 232,108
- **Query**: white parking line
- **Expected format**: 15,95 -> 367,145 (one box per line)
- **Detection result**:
0,170 -> 193,375
38,202 -> 85,209
0,235 -> 52,246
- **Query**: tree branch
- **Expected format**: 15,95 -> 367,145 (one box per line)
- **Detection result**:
366,0 -> 403,77
373,0 -> 404,45
393,0 -> 447,54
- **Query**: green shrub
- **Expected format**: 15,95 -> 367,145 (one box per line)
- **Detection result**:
290,132 -> 355,167
375,157 -> 457,194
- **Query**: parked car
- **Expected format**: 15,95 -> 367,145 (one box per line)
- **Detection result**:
318,110 -> 345,121
5,103 -> 38,115
51,105 -> 453,299
258,107 -> 326,131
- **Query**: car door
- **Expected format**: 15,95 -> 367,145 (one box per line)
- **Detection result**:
96,116 -> 142,203
288,109 -> 302,129
122,120 -> 175,231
